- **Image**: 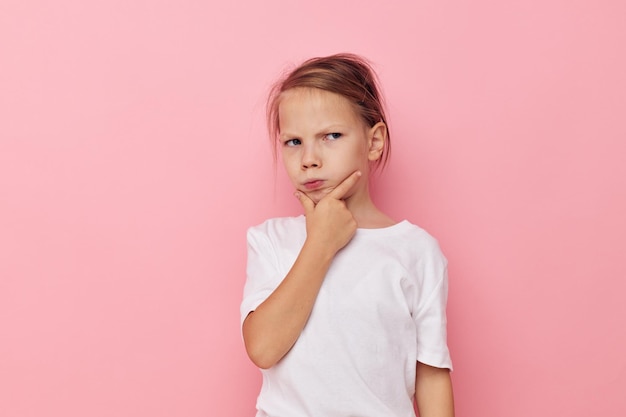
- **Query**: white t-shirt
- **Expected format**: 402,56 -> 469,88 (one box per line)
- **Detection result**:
241,216 -> 452,417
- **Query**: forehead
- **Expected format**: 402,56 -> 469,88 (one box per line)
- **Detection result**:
278,88 -> 361,130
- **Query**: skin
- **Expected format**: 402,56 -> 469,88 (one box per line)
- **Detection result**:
279,87 -> 394,228
243,87 -> 454,416
416,362 -> 455,417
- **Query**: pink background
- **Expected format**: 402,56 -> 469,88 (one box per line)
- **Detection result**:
1,1 -> 624,416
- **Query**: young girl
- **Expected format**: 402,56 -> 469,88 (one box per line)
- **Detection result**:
241,54 -> 454,417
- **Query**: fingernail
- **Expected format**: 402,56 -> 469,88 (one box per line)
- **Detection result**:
294,192 -> 301,199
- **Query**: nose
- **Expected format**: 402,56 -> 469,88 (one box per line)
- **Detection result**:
301,143 -> 321,169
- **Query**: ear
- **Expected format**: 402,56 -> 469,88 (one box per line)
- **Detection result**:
367,122 -> 387,162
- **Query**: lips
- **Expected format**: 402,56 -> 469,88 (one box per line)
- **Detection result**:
303,179 -> 324,190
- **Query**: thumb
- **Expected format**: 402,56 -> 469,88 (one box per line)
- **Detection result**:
295,191 -> 315,214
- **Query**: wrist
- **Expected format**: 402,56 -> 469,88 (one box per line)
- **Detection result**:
302,237 -> 337,264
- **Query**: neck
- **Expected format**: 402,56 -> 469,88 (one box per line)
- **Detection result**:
344,190 -> 396,229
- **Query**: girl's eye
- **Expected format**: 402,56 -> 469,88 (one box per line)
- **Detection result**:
284,138 -> 301,147
325,132 -> 342,140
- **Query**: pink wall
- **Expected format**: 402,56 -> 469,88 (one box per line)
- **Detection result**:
1,1 -> 624,416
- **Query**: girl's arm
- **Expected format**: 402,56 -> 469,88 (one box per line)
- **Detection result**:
415,361 -> 455,417
242,172 -> 361,369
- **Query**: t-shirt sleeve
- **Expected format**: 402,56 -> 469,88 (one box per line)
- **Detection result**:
240,225 -> 281,327
413,240 -> 453,370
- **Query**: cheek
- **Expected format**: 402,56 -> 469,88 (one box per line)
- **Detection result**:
281,154 -> 300,180
346,146 -> 370,169
280,150 -> 292,168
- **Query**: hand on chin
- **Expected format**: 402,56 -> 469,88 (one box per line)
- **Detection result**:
303,189 -> 325,205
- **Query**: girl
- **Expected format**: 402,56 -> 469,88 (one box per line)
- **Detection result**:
241,54 -> 454,417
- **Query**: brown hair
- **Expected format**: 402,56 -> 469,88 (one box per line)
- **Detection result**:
267,53 -> 391,169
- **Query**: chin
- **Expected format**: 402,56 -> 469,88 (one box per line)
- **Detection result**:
304,189 -> 326,204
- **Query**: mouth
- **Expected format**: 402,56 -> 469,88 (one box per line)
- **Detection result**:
302,179 -> 325,190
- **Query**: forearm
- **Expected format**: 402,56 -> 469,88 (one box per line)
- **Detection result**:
415,362 -> 454,417
242,238 -> 335,369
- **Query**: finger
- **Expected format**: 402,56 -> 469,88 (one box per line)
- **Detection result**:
327,171 -> 362,200
295,191 -> 315,214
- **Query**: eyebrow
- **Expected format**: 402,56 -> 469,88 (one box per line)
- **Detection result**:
280,124 -> 348,139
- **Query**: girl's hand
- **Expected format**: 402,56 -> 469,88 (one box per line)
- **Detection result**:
243,171 -> 362,369
295,171 -> 361,255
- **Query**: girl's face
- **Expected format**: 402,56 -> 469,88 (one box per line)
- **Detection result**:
278,88 -> 385,205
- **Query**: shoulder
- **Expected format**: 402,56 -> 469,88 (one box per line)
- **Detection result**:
248,215 -> 305,236
247,216 -> 306,247
389,220 -> 447,261
351,220 -> 446,270
246,216 -> 307,272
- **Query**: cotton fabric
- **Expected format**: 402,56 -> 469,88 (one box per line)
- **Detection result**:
241,216 -> 451,417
